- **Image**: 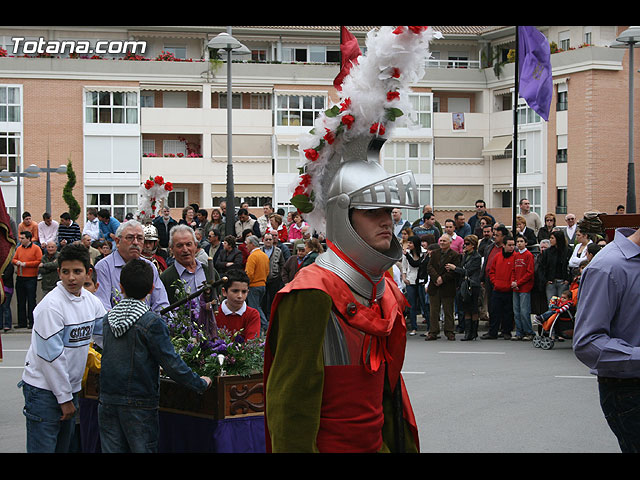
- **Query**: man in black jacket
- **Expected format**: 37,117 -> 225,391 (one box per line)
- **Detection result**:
152,206 -> 177,251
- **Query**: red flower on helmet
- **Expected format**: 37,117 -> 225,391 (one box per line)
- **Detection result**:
341,114 -> 355,129
387,91 -> 400,101
154,175 -> 164,185
370,123 -> 385,135
304,148 -> 319,162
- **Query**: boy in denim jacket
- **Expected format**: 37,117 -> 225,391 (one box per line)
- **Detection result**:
98,259 -> 211,453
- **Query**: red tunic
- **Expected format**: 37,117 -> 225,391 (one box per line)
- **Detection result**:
264,262 -> 419,452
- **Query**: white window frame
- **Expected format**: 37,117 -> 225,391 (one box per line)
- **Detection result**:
0,85 -> 22,123
276,94 -> 326,127
85,91 -> 139,124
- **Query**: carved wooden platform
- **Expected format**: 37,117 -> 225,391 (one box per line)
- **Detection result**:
82,372 -> 264,420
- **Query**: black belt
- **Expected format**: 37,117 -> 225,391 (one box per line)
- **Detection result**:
598,376 -> 640,385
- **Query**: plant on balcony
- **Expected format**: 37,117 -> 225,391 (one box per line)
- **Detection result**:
178,136 -> 201,157
143,153 -> 158,157
0,48 -> 7,57
123,51 -> 148,61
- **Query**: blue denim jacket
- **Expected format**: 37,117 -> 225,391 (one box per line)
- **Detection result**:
99,310 -> 207,408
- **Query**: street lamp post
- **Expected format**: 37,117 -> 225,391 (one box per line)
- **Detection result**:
0,164 -> 40,223
41,157 -> 68,214
207,28 -> 250,238
612,26 -> 640,214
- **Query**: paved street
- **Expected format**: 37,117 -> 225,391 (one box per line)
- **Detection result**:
403,324 -> 620,453
0,323 -> 620,454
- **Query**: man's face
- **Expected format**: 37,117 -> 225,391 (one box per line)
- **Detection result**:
296,247 -> 306,259
81,236 -> 91,248
494,230 -> 505,245
475,202 -> 486,215
162,208 -> 171,219
19,234 -> 30,247
46,242 -> 57,255
60,217 -> 71,226
566,215 -> 576,227
223,281 -> 249,311
351,208 -> 393,253
116,225 -> 144,262
444,221 -> 455,235
483,226 -> 492,239
516,237 -> 527,251
44,217 -> 52,226
22,216 -> 32,225
439,235 -> 451,251
208,232 -> 219,246
425,216 -> 435,227
264,205 -> 274,216
197,213 -> 206,223
58,260 -> 88,297
263,234 -> 274,248
504,239 -> 516,254
143,239 -> 157,256
520,200 -> 531,213
171,231 -> 197,267
456,215 -> 465,227
87,212 -> 96,221
392,209 -> 402,222
238,213 -> 248,223
99,243 -> 111,255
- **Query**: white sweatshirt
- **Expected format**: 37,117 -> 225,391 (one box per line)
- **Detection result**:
22,282 -> 106,404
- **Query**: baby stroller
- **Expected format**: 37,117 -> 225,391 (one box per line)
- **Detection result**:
532,290 -> 577,350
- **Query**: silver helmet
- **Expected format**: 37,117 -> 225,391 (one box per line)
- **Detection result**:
316,136 -> 419,299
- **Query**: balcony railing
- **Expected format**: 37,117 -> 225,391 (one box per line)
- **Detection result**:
426,59 -> 481,69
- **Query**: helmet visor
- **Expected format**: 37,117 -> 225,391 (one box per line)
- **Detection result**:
349,170 -> 419,210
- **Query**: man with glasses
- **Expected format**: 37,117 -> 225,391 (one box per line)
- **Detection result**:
95,220 -> 169,312
563,213 -> 578,249
468,199 -> 495,235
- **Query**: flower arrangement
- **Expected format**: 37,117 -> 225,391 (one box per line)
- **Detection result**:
291,26 -> 441,234
136,174 -> 173,222
164,280 -> 264,378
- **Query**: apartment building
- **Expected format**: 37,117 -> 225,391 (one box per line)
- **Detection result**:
0,25 -> 637,231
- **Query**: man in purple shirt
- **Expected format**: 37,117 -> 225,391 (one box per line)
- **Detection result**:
573,227 -> 640,453
95,220 -> 169,313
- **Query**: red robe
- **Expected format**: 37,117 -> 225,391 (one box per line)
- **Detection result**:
263,262 -> 419,453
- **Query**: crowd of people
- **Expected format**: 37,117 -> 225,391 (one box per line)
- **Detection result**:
1,201 -> 325,340
392,198 -> 609,343
2,198 -> 612,345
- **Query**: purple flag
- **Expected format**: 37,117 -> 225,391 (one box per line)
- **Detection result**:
518,26 -> 552,121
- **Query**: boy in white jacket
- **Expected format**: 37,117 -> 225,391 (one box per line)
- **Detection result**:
19,243 -> 106,453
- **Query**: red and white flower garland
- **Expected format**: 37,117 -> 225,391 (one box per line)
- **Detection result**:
137,175 -> 173,222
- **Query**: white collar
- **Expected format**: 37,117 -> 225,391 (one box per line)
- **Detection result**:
221,299 -> 246,316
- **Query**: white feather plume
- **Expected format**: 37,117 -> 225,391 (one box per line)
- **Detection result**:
290,26 -> 441,235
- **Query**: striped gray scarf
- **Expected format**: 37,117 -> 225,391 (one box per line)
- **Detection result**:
107,298 -> 150,338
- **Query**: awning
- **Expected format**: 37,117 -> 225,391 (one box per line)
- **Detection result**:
210,85 -> 273,94
492,184 -> 512,193
140,84 -> 202,91
482,135 -> 512,156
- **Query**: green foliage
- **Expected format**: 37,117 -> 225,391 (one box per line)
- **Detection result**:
62,156 -> 81,221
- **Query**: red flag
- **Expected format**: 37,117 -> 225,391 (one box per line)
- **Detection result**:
333,26 -> 362,91
0,187 -> 16,307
